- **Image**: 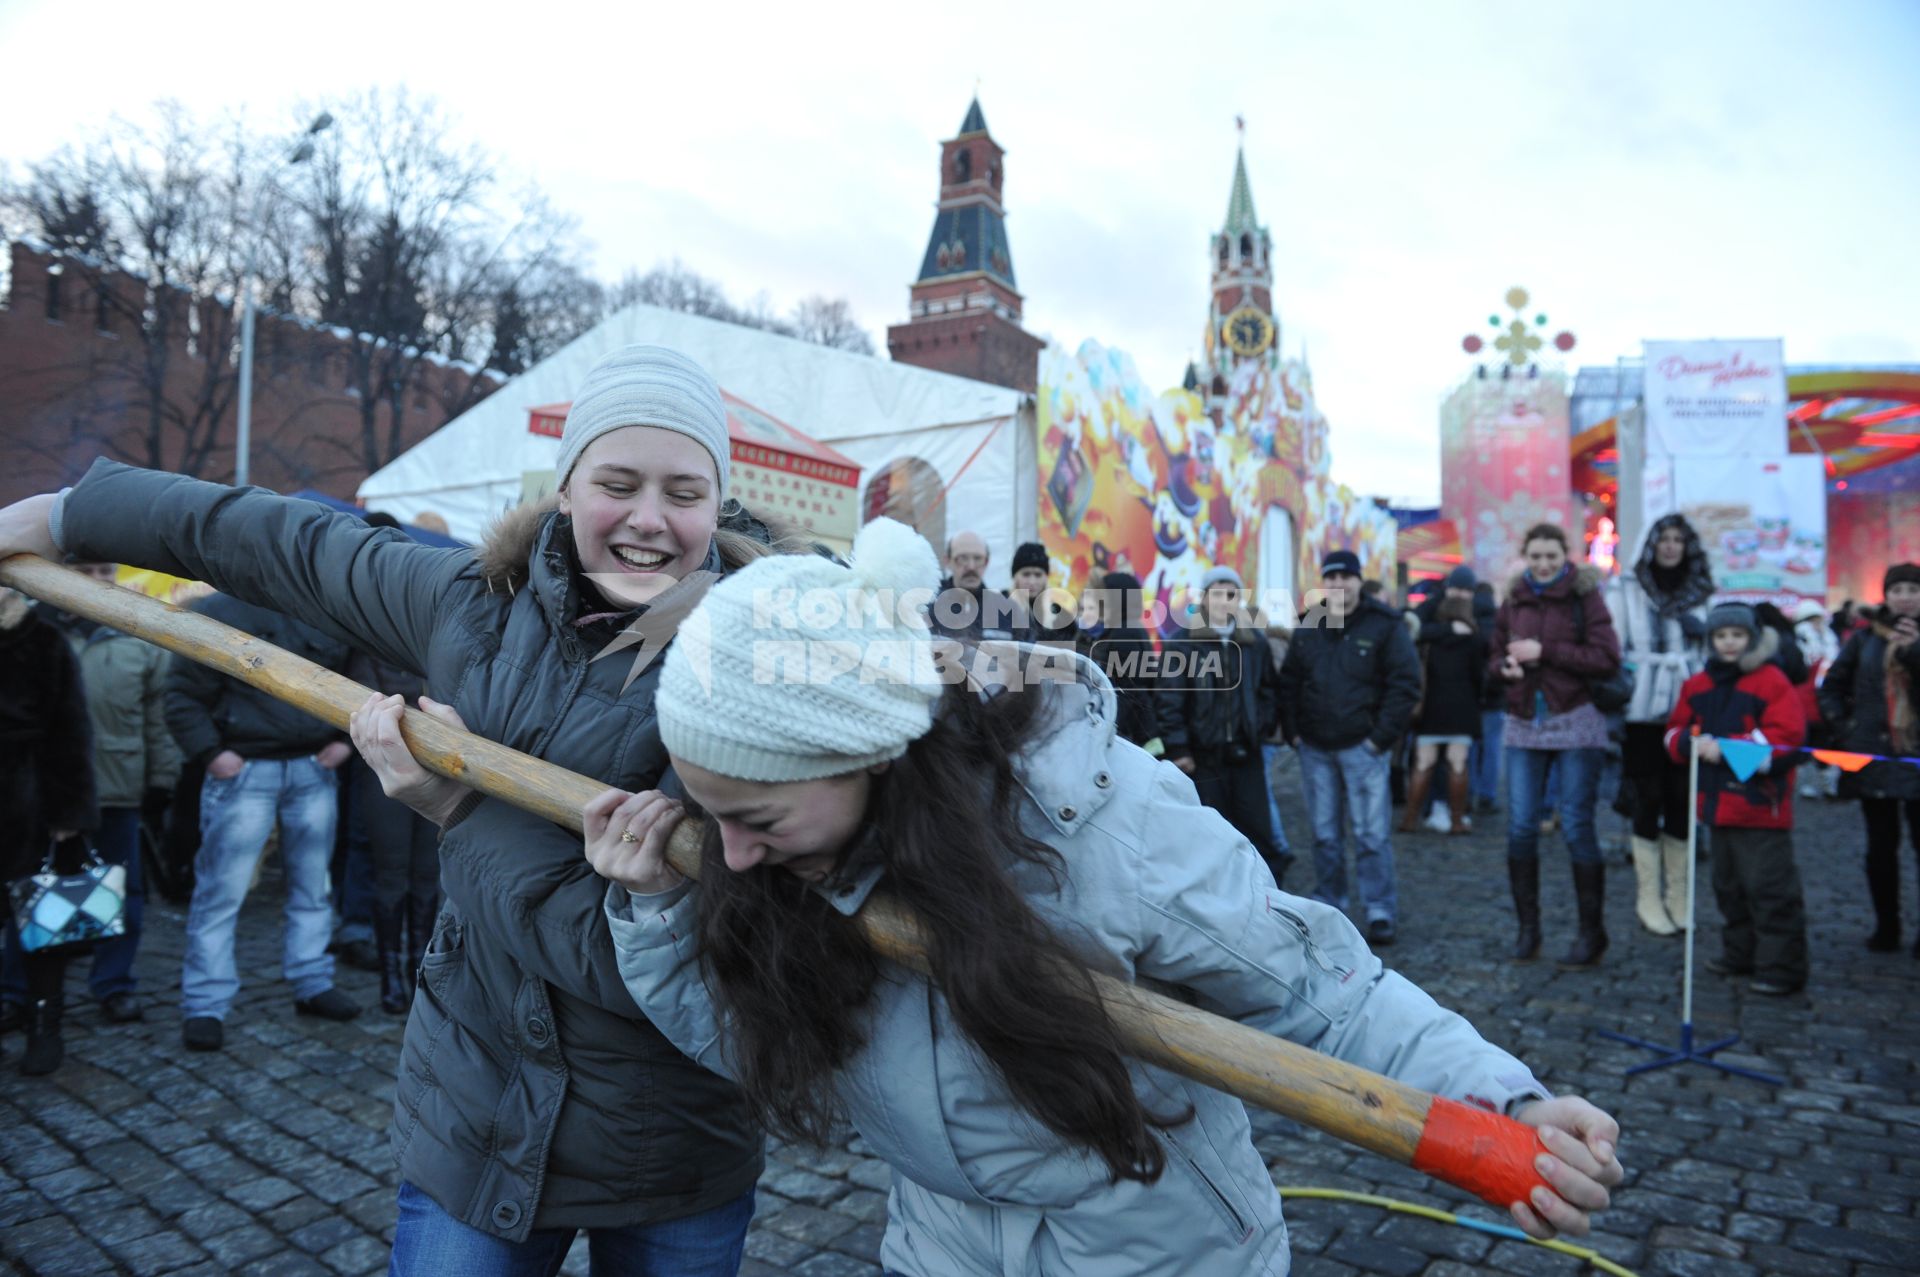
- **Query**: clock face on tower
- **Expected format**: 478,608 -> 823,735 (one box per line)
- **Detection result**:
1223,306 -> 1275,358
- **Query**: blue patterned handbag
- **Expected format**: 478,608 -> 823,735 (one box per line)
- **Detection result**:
7,843 -> 126,953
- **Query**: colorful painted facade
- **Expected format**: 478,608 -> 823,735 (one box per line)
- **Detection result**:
1033,151 -> 1395,636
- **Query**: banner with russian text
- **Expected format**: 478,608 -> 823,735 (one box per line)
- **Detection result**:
1642,339 -> 1788,458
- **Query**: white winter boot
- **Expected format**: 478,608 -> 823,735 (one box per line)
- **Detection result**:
1660,834 -> 1692,931
1631,836 -> 1677,936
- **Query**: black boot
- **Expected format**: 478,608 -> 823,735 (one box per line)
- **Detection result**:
1399,767 -> 1435,833
1559,863 -> 1610,969
1866,840 -> 1901,950
1507,858 -> 1541,962
375,902 -> 409,1015
20,996 -> 64,1077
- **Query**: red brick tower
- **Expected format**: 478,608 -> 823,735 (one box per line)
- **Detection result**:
886,98 -> 1043,392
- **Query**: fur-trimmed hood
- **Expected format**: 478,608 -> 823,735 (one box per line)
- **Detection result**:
474,496 -> 557,595
1723,624 -> 1780,674
1506,563 -> 1604,601
1633,514 -> 1715,614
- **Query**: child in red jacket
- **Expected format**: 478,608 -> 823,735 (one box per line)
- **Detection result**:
1664,602 -> 1809,995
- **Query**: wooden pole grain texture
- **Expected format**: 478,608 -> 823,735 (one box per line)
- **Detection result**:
0,552 -> 1546,1207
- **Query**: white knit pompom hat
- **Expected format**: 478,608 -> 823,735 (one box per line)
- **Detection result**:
656,518 -> 947,782
557,345 -> 730,497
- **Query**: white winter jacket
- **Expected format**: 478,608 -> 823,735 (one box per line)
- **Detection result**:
606,656 -> 1548,1276
1607,574 -> 1708,723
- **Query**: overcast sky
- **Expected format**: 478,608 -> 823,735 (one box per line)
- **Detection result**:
3,0 -> 1915,504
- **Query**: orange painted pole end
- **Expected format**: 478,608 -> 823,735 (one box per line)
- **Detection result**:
1408,1096 -> 1551,1213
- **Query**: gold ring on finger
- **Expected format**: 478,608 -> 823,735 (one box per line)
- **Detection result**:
620,830 -> 640,843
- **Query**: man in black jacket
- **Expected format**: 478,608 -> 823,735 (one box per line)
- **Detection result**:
166,594 -> 359,1050
1156,567 -> 1290,885
1280,550 -> 1422,944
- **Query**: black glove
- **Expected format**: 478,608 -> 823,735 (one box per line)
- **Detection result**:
1678,613 -> 1706,640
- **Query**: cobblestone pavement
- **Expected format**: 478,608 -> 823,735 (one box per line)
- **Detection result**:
3,771 -> 1917,1276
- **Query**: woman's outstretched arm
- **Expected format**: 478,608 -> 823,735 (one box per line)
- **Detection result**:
1,461 -> 465,676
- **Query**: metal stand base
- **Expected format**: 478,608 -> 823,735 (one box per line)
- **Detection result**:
1597,1021 -> 1783,1084
1603,740 -> 1786,1087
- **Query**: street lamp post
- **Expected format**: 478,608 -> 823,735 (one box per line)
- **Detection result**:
234,112 -> 332,488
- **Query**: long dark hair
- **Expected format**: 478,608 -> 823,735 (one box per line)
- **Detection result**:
693,683 -> 1187,1184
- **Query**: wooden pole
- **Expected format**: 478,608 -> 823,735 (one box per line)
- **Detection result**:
0,553 -> 1548,1209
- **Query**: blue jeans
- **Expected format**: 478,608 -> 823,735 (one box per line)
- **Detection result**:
1506,746 -> 1604,865
1470,711 -> 1504,804
2,808 -> 146,1004
1298,742 -> 1397,922
1261,743 -> 1293,856
389,1181 -> 754,1277
88,807 -> 145,997
181,757 -> 339,1019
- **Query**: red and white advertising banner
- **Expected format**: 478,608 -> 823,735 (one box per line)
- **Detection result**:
1671,453 -> 1826,609
1642,339 -> 1788,458
727,442 -> 858,544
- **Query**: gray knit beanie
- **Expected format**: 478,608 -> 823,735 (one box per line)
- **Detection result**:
656,518 -> 947,782
1705,601 -> 1758,641
1201,565 -> 1244,592
557,345 -> 730,497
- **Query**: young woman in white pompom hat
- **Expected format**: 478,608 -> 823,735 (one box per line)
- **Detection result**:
359,516 -> 1629,1277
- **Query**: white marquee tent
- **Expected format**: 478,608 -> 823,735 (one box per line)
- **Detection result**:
358,304 -> 1036,574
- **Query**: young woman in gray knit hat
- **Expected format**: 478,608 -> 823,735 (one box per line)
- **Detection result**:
359,515 -> 1626,1275
0,343 -> 775,1274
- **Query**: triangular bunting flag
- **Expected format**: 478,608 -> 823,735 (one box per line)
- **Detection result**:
1718,738 -> 1772,783
1812,749 -> 1875,773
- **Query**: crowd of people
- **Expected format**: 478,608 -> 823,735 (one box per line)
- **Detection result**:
921,513 -> 1917,992
0,340 -> 1911,1274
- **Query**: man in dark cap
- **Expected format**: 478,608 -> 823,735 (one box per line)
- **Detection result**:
1280,549 -> 1422,946
1007,542 -> 1076,644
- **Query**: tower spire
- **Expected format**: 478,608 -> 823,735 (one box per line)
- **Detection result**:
1223,145 -> 1259,238
958,95 -> 988,136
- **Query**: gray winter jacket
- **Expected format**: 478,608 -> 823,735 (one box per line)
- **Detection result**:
607,654 -> 1548,1276
53,460 -> 762,1239
67,622 -> 182,808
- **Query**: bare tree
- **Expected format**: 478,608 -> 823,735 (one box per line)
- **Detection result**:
605,258 -> 874,354
605,258 -> 738,321
3,104 -> 257,481
280,90 -> 601,473
484,253 -> 603,377
4,91 -> 874,501
791,295 -> 875,354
